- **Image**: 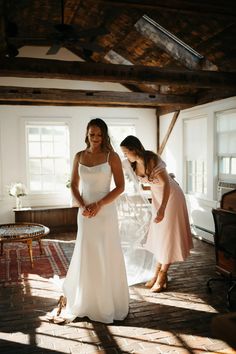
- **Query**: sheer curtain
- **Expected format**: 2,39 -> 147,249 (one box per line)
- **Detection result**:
117,159 -> 156,286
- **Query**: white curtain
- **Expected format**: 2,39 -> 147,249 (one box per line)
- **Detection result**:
216,112 -> 236,155
184,117 -> 207,160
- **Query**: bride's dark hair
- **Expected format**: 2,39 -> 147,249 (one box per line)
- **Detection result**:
85,118 -> 113,151
120,135 -> 159,177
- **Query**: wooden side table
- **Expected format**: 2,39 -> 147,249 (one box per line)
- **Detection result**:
0,222 -> 50,268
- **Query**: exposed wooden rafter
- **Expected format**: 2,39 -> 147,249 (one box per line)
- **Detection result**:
97,0 -> 236,17
0,58 -> 236,89
104,49 -> 158,92
0,86 -> 196,107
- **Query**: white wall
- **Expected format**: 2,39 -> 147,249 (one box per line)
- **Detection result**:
159,96 -> 236,243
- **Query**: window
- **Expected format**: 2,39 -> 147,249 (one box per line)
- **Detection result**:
107,123 -> 136,157
107,122 -> 137,194
26,123 -> 70,193
184,117 -> 207,196
216,110 -> 236,182
186,160 -> 206,195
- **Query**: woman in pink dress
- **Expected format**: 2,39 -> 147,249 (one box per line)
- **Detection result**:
120,135 -> 193,293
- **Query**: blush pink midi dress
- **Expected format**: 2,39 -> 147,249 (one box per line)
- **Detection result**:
141,159 -> 193,264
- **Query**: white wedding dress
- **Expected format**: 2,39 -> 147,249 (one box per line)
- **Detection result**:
52,160 -> 129,323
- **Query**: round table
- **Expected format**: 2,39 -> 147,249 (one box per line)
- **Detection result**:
0,222 -> 50,268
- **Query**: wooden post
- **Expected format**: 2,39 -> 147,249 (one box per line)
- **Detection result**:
158,110 -> 180,155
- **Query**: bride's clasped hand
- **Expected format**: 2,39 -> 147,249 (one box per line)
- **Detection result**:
82,201 -> 101,218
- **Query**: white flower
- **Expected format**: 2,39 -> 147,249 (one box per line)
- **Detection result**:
9,182 -> 27,197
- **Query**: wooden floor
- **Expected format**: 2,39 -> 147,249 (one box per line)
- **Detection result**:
0,234 -> 235,354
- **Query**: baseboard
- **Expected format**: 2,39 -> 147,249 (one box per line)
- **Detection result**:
191,224 -> 214,244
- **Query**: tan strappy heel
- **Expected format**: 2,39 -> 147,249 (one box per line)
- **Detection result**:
150,270 -> 168,293
145,265 -> 161,288
56,295 -> 67,316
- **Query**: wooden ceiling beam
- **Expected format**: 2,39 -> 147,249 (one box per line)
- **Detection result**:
97,0 -> 236,17
196,88 -> 236,105
0,86 -> 195,107
0,58 -> 236,89
156,105 -> 193,116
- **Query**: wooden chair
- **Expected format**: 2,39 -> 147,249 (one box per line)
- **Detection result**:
207,189 -> 236,309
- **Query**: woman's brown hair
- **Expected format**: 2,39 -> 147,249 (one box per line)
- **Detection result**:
120,135 -> 159,178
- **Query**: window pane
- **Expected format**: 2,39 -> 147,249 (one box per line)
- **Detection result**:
108,124 -> 136,156
30,175 -> 41,191
55,174 -> 67,191
29,142 -> 41,157
186,160 -> 206,195
42,142 -> 53,157
196,174 -> 203,194
231,157 -> 236,174
55,159 -> 67,174
187,175 -> 193,193
42,159 -> 54,174
197,160 -> 204,174
54,126 -> 67,142
54,142 -> 66,156
219,157 -> 230,174
188,160 -> 193,174
28,127 -> 40,141
29,159 -> 41,174
42,127 -> 53,141
42,175 -> 54,191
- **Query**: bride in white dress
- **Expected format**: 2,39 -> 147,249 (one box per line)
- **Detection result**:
50,118 -> 129,324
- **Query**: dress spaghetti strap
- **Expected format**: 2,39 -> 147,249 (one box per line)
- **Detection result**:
107,151 -> 110,162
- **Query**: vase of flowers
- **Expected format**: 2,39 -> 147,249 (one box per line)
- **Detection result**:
9,182 -> 27,209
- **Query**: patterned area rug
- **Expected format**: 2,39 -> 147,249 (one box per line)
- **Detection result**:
0,240 -> 74,286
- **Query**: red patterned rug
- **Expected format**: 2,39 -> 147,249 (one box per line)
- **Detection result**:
0,240 -> 72,286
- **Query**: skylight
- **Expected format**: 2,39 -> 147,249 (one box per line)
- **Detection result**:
135,15 -> 205,70
142,15 -> 203,59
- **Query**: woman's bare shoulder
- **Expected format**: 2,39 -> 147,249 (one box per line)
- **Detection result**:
74,150 -> 85,161
109,150 -> 120,161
